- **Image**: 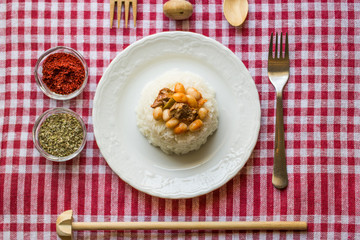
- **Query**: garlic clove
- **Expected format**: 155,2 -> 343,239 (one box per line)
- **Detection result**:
163,0 -> 193,20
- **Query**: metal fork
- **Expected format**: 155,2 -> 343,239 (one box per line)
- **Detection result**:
110,0 -> 137,28
268,32 -> 289,189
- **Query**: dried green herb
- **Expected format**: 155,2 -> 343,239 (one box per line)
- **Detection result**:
38,113 -> 84,157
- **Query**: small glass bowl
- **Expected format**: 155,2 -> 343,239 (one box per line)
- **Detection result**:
33,108 -> 87,162
34,46 -> 88,100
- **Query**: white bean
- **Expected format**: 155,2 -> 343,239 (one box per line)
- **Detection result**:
166,118 -> 179,129
189,119 -> 203,132
198,108 -> 208,120
153,107 -> 163,120
174,122 -> 188,134
162,109 -> 171,122
186,95 -> 198,108
174,83 -> 186,93
173,93 -> 187,103
186,87 -> 201,100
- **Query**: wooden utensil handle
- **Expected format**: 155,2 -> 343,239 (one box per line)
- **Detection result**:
73,221 -> 307,231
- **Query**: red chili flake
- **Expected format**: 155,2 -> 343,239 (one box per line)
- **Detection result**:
42,52 -> 85,95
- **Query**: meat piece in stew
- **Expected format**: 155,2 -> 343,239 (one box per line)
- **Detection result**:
170,103 -> 198,123
151,88 -> 174,108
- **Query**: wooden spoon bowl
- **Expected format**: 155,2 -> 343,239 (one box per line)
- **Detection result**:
223,0 -> 248,27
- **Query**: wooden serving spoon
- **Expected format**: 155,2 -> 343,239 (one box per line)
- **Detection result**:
57,210 -> 307,239
223,0 -> 248,27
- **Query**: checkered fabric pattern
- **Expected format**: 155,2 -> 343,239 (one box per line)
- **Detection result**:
1,0 -> 359,239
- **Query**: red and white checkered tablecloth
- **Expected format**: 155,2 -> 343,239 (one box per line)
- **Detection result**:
1,0 -> 359,239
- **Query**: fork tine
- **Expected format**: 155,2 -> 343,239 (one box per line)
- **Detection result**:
132,0 -> 137,27
275,33 -> 278,59
269,33 -> 273,59
285,33 -> 289,59
117,0 -> 121,27
279,32 -> 283,58
124,0 -> 130,27
110,0 -> 115,28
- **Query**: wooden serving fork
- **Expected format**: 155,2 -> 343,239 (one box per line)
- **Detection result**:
110,0 -> 137,28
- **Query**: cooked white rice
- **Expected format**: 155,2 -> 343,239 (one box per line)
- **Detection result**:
136,69 -> 219,155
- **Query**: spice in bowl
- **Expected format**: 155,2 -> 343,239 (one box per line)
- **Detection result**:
38,113 -> 83,157
42,52 -> 85,95
34,46 -> 88,100
33,108 -> 87,161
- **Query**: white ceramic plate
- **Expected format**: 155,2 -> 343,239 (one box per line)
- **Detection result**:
93,32 -> 260,199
